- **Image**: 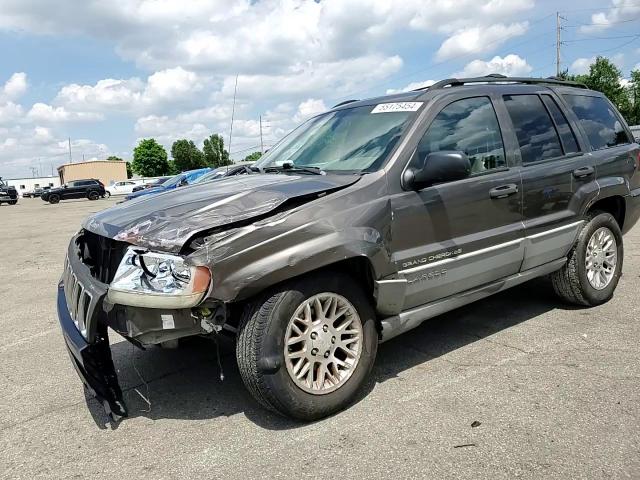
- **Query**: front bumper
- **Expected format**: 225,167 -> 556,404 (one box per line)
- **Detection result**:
57,240 -> 128,419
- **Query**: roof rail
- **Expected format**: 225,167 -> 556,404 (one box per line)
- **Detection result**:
420,74 -> 588,91
332,99 -> 359,108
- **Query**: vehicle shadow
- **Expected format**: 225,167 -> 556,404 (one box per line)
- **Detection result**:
86,278 -> 573,430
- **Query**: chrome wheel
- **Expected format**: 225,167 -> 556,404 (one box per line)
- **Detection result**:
585,226 -> 617,290
284,293 -> 363,395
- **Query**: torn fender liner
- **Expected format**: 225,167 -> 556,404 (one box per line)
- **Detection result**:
82,173 -> 360,253
57,283 -> 127,418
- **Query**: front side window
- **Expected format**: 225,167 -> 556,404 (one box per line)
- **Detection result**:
562,94 -> 630,150
414,96 -> 506,175
504,94 -> 563,163
255,104 -> 419,173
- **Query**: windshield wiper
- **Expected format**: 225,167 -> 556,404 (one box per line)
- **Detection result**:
262,162 -> 324,175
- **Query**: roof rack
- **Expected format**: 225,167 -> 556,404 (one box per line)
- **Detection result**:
414,74 -> 588,91
332,99 -> 359,108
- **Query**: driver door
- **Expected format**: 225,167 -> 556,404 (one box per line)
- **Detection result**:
391,95 -> 525,309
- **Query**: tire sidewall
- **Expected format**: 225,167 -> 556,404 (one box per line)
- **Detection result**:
257,272 -> 378,419
88,191 -> 99,200
574,212 -> 623,305
49,195 -> 60,204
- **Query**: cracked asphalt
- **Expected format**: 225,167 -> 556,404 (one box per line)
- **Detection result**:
1,198 -> 639,479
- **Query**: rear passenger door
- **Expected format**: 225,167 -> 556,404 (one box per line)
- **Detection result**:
500,92 -> 594,270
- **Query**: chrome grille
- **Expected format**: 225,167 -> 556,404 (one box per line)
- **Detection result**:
63,257 -> 95,339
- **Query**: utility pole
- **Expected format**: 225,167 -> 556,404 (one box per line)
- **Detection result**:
68,137 -> 72,163
259,115 -> 264,155
556,12 -> 566,77
228,74 -> 239,170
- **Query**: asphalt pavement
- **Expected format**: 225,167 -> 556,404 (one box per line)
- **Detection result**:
1,197 -> 639,479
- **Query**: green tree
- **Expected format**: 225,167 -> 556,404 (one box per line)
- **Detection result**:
203,134 -> 231,168
131,139 -> 170,177
106,155 -> 124,162
624,69 -> 640,125
171,139 -> 205,171
244,151 -> 263,162
125,162 -> 133,179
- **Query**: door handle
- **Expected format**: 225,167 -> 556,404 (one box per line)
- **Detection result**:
573,166 -> 594,178
489,183 -> 519,199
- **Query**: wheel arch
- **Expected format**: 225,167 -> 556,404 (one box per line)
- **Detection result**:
587,195 -> 626,231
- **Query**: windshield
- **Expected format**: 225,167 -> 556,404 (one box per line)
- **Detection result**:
193,168 -> 226,184
161,173 -> 185,188
254,104 -> 419,173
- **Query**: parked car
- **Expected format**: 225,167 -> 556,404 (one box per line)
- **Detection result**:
131,176 -> 171,193
192,162 -> 254,184
105,180 -> 140,197
0,177 -> 18,205
124,168 -> 210,201
23,187 -> 49,198
41,179 -> 106,204
56,75 -> 640,422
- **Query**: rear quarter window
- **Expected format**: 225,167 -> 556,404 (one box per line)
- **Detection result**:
562,94 -> 631,150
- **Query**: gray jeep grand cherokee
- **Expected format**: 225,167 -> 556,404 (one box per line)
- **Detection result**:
57,75 -> 640,421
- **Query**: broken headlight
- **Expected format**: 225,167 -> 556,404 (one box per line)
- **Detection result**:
107,247 -> 211,309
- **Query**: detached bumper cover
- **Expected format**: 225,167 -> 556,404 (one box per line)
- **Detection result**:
57,241 -> 128,419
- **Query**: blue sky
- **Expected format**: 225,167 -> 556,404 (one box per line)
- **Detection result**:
0,0 -> 639,178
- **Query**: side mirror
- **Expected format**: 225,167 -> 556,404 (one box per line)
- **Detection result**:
403,151 -> 471,189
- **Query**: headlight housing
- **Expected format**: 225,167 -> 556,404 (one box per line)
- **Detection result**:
107,247 -> 211,309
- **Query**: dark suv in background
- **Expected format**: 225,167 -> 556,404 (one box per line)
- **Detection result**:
0,177 -> 18,205
56,75 -> 640,422
42,179 -> 106,204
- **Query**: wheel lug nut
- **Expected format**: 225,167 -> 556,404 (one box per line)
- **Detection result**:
310,332 -> 317,339
331,336 -> 336,343
323,325 -> 328,332
311,348 -> 318,356
324,351 -> 329,358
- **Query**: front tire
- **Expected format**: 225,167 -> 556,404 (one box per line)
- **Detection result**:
48,195 -> 60,204
551,211 -> 623,306
8,200 -> 17,205
236,271 -> 378,421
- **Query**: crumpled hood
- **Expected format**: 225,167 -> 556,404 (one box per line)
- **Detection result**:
83,173 -> 360,253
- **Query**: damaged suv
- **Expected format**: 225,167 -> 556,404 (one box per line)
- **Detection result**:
58,75 -> 640,421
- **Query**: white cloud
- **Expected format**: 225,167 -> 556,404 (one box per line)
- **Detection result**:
2,72 -> 28,100
570,57 -> 596,75
436,22 -> 528,60
293,99 -> 328,123
454,54 -> 532,77
55,67 -> 205,114
580,0 -> 640,33
27,103 -> 104,123
386,80 -> 435,94
0,102 -> 24,125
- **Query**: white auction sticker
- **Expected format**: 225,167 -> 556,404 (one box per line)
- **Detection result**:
161,314 -> 175,330
371,102 -> 423,114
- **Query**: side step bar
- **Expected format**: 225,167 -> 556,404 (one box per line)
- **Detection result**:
380,258 -> 566,342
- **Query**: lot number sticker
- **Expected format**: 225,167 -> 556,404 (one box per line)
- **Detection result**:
371,102 -> 423,113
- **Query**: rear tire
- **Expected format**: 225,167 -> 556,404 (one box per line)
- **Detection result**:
236,271 -> 378,421
551,211 -> 623,306
104,191 -> 111,198
87,191 -> 99,200
48,195 -> 60,204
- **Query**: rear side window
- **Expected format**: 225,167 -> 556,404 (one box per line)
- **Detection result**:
415,96 -> 506,175
503,94 -> 563,163
562,94 -> 630,150
541,95 -> 579,154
